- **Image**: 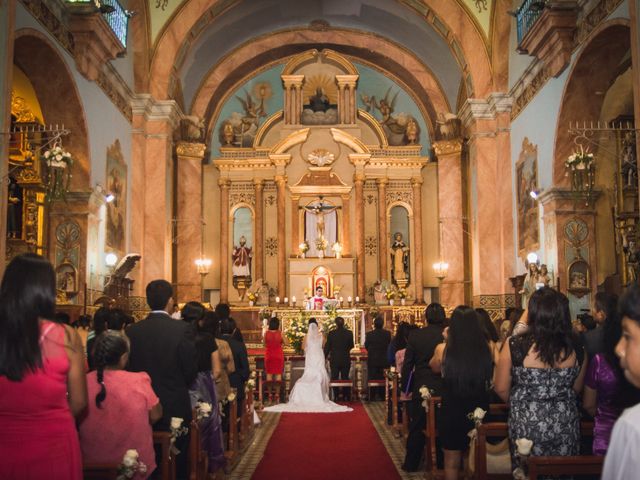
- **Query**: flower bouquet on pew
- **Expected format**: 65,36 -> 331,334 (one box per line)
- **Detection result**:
169,417 -> 189,455
117,449 -> 147,480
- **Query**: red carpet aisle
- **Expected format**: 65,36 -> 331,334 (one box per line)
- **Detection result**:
252,403 -> 401,479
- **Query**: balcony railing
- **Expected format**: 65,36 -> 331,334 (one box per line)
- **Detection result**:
516,0 -> 548,43
66,0 -> 129,48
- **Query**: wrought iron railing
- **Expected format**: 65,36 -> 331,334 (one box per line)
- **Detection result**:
66,0 -> 129,48
516,0 -> 548,44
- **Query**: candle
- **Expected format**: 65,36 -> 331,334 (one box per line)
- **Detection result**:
348,296 -> 352,303
275,296 -> 280,304
292,296 -> 297,304
339,296 -> 344,303
355,296 -> 360,303
284,297 -> 289,305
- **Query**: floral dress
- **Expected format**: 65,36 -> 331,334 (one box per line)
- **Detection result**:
508,335 -> 582,467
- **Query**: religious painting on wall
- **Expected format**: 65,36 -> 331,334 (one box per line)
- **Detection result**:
516,137 -> 539,256
301,74 -> 339,125
105,140 -> 127,256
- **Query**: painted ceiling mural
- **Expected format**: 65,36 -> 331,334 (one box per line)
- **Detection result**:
148,0 -> 494,46
209,60 -> 430,157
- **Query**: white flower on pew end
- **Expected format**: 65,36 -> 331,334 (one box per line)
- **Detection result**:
170,417 -> 183,430
515,438 -> 533,456
467,407 -> 487,427
117,449 -> 147,480
419,385 -> 432,408
122,449 -> 139,468
196,402 -> 212,420
227,392 -> 237,402
390,366 -> 396,373
250,370 -> 257,379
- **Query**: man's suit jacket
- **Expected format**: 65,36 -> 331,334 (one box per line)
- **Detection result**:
127,312 -> 197,429
365,328 -> 392,368
221,334 -> 250,400
401,324 -> 444,396
324,327 -> 354,368
582,326 -> 604,361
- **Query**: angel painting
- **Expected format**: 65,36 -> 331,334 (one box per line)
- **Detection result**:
218,87 -> 269,148
362,87 -> 419,146
436,112 -> 460,140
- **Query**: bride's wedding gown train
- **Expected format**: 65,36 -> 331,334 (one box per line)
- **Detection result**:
264,324 -> 352,413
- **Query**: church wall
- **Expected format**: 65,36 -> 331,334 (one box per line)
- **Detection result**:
16,3 -> 134,276
202,164 -> 221,299
423,162 -> 439,291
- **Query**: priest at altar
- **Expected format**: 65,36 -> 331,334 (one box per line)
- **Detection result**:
307,286 -> 326,310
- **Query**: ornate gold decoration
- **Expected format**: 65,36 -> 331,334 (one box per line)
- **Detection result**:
433,140 -> 463,156
265,237 -> 278,256
270,128 -> 310,155
11,92 -> 37,123
306,148 -> 336,168
330,128 -> 370,154
386,190 -> 413,206
176,141 -> 206,158
365,236 -> 377,256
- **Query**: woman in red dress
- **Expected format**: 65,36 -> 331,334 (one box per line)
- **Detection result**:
264,317 -> 284,402
0,253 -> 87,480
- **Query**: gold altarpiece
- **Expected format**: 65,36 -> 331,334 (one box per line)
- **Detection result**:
203,50 -> 439,307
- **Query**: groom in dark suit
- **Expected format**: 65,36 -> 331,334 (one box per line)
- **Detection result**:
324,316 -> 354,399
127,280 -> 197,480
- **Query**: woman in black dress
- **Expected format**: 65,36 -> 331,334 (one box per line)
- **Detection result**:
430,306 -> 493,480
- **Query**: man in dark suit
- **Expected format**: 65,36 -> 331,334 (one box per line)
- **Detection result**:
401,303 -> 446,472
365,314 -> 392,399
582,292 -> 617,361
220,318 -> 249,416
324,316 -> 354,399
127,280 -> 197,480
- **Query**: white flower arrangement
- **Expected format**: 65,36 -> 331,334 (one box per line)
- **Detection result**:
117,449 -> 147,479
515,438 -> 533,456
565,147 -> 594,171
195,402 -> 212,421
43,145 -> 72,169
467,407 -> 487,427
169,417 -> 188,455
246,378 -> 256,391
227,392 -> 237,403
285,315 -> 309,352
419,385 -> 432,408
512,438 -> 534,479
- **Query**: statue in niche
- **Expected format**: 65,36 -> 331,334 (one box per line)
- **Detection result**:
538,264 -> 552,288
308,87 -> 330,113
232,236 -> 252,278
391,232 -> 409,286
623,230 -> 640,283
6,177 -> 21,239
520,262 -> 539,309
621,132 -> 638,187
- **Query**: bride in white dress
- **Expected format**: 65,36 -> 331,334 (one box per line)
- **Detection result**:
264,321 -> 352,413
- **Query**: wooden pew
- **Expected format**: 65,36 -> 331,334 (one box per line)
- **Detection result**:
474,422 -> 511,480
224,392 -> 240,467
528,455 -> 604,478
189,409 -> 208,480
153,431 -> 176,480
424,396 -> 442,476
240,387 -> 256,449
82,463 -> 119,480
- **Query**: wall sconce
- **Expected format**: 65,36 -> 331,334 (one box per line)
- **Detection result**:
105,193 -> 115,203
195,257 -> 212,277
433,261 -> 449,281
529,189 -> 542,200
105,252 -> 118,268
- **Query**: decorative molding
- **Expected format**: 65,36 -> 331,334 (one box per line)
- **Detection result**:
433,140 -> 463,156
330,128 -> 370,154
511,65 -> 550,120
176,142 -> 206,158
131,95 -> 182,126
386,190 -> 412,206
472,294 -> 517,320
459,93 -> 513,126
20,0 -> 74,52
229,182 -> 256,208
365,194 -> 377,205
365,236 -> 377,256
265,237 -> 278,256
574,0 -> 625,45
96,66 -> 133,121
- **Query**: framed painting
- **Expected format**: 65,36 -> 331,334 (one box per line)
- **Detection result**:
516,137 -> 540,257
105,140 -> 127,256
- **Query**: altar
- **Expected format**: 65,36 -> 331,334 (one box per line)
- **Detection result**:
287,257 -> 356,304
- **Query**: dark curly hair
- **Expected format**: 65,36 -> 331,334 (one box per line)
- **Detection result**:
93,331 -> 129,408
527,287 -> 576,366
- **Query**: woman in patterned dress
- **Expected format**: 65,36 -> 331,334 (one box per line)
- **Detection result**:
494,287 -> 587,467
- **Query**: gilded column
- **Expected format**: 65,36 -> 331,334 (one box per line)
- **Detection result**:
254,179 -> 264,281
281,75 -> 304,125
337,83 -> 346,124
275,175 -> 287,297
412,177 -> 424,303
219,179 -> 230,303
291,196 -> 300,256
434,139 -> 465,308
175,141 -> 206,302
341,194 -> 351,255
377,178 -> 389,280
355,175 -> 366,299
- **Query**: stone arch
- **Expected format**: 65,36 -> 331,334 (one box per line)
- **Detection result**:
148,0 -> 493,102
13,29 -> 91,191
553,20 -> 631,186
192,31 -> 449,141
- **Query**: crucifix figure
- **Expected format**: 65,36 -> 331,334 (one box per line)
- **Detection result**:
301,197 -> 340,257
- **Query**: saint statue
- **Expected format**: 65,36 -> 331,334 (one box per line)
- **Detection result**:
538,264 -> 552,288
232,235 -> 252,277
308,87 -> 330,113
391,232 -> 409,285
520,262 -> 539,309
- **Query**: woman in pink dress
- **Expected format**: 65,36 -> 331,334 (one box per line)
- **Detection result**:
264,316 -> 284,401
0,253 -> 87,480
79,330 -> 162,478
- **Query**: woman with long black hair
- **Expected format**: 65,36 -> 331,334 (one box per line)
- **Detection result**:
430,306 -> 494,480
0,253 -> 87,479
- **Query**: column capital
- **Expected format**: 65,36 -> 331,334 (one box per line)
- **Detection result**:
335,74 -> 359,88
176,141 -> 206,159
411,177 -> 424,187
218,178 -> 231,188
274,175 -> 288,186
253,178 -> 265,188
376,177 -> 388,187
433,140 -> 463,157
281,74 -> 305,88
131,94 -> 183,127
459,93 -> 513,127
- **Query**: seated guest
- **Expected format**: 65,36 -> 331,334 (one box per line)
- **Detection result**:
494,287 -> 587,468
181,301 -> 221,381
220,318 -> 249,413
584,302 -> 640,455
603,283 -> 640,477
401,303 -> 446,472
430,307 -> 493,480
127,280 -> 197,480
389,322 -> 412,372
476,307 -> 500,361
79,331 -> 161,478
365,314 -> 392,399
583,292 -> 617,361
202,312 -> 235,402
87,308 -> 132,370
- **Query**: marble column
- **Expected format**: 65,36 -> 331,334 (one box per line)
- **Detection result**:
281,75 -> 304,125
175,141 -> 206,302
412,177 -> 424,303
336,75 -> 359,124
434,140 -> 465,307
377,178 -> 389,281
354,177 -> 366,299
219,179 -> 230,303
291,196 -> 300,256
130,97 -> 180,295
337,83 -> 346,124
276,175 -> 287,297
0,0 -> 16,272
341,194 -> 351,255
254,179 -> 264,281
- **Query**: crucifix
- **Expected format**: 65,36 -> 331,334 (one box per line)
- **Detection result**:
300,196 -> 340,239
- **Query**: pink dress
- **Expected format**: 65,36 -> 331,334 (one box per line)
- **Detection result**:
79,370 -> 159,478
0,321 -> 82,480
264,330 -> 285,375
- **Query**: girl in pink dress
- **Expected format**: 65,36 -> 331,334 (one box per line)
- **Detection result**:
79,331 -> 162,478
0,253 -> 87,480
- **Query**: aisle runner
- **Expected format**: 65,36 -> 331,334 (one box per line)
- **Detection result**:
252,403 -> 401,480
